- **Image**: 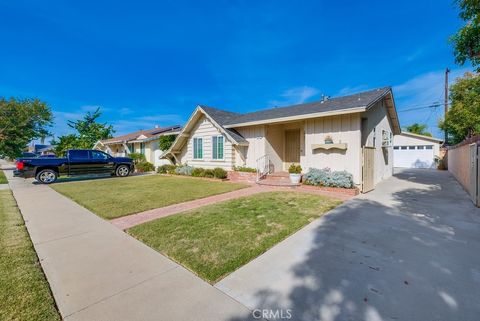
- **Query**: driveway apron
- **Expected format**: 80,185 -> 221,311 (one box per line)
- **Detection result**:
216,169 -> 480,321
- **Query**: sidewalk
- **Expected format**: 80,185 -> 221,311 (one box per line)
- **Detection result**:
1,162 -> 255,321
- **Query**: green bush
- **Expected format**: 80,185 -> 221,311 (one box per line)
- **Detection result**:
203,169 -> 214,178
157,164 -> 177,174
303,167 -> 354,188
175,164 -> 194,176
213,167 -> 228,179
128,153 -> 146,164
191,167 -> 206,177
288,164 -> 302,174
135,161 -> 155,172
233,166 -> 257,173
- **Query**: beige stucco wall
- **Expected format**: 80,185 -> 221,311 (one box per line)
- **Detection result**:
361,100 -> 394,185
178,115 -> 235,169
393,134 -> 441,157
304,113 -> 362,184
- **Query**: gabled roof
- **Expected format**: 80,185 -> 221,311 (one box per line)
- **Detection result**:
100,125 -> 181,144
400,131 -> 443,143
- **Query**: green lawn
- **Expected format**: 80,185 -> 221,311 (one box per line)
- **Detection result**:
51,175 -> 247,219
128,192 -> 341,283
0,190 -> 60,321
0,169 -> 7,184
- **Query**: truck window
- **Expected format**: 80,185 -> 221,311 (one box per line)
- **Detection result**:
69,150 -> 89,160
90,151 -> 109,160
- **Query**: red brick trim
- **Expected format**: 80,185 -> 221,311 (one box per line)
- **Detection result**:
300,184 -> 360,196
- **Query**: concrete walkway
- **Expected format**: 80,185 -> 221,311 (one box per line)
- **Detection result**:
216,169 -> 480,321
112,184 -> 352,230
1,162 -> 256,321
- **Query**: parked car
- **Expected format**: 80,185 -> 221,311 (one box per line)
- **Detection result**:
14,149 -> 134,184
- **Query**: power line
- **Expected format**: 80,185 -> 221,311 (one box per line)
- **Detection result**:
397,102 -> 448,113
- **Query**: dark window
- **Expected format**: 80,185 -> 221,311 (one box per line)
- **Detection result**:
401,146 -> 407,150
393,146 -> 399,150
69,150 -> 89,159
91,151 -> 109,160
426,145 -> 433,150
408,146 -> 415,150
417,146 -> 425,150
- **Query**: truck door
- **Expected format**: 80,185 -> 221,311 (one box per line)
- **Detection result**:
68,150 -> 90,175
89,150 -> 115,174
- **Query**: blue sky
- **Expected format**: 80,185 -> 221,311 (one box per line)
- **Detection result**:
0,0 -> 471,139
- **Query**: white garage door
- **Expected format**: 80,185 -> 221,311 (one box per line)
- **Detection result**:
394,145 -> 435,168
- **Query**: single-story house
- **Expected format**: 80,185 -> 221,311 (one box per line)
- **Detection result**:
94,125 -> 181,167
162,87 -> 401,191
393,132 -> 443,168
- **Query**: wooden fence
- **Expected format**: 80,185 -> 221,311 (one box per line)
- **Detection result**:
447,135 -> 480,207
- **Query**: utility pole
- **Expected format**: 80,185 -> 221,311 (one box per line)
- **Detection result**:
444,67 -> 450,144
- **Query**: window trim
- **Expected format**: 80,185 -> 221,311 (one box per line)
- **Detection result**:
212,135 -> 224,160
193,137 -> 203,159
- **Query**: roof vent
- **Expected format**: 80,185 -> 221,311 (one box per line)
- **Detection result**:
320,94 -> 330,103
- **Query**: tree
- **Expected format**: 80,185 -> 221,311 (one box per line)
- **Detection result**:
439,72 -> 480,144
0,98 -> 53,158
403,123 -> 432,137
451,0 -> 480,71
158,134 -> 177,151
52,108 -> 114,156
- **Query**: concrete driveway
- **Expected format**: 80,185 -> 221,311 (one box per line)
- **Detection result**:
216,169 -> 480,321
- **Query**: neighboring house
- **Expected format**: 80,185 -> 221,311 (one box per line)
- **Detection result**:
393,132 -> 443,168
94,125 -> 181,167
27,144 -> 54,155
163,87 -> 401,190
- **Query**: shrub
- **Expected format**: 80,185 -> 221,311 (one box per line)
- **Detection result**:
191,167 -> 206,177
175,164 -> 194,176
203,169 -> 214,178
303,167 -> 354,188
157,164 -> 177,174
159,135 -> 177,151
213,167 -> 228,179
233,166 -> 257,173
135,161 -> 155,172
128,152 -> 146,164
288,164 -> 302,174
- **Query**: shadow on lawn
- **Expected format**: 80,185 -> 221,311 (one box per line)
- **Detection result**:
228,169 -> 480,321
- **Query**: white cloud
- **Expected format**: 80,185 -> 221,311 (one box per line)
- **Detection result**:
269,86 -> 320,107
119,107 -> 133,115
393,67 -> 471,137
394,67 -> 469,108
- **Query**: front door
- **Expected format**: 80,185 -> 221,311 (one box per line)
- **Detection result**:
284,129 -> 300,170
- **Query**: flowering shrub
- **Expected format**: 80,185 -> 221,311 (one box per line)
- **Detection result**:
303,167 -> 354,188
288,164 -> 302,174
175,164 -> 194,176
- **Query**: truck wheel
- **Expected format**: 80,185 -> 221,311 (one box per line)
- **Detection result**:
116,165 -> 130,177
36,169 -> 58,184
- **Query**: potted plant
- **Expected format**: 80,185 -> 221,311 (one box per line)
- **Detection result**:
324,135 -> 333,144
288,164 -> 302,184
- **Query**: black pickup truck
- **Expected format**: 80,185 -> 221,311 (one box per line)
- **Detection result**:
14,149 -> 134,184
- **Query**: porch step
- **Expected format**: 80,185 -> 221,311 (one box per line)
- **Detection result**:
256,172 -> 301,187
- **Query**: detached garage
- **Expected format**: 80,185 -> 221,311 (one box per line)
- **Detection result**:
393,132 -> 443,168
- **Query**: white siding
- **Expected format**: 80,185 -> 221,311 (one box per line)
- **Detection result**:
235,125 -> 266,168
361,100 -> 394,185
304,113 -> 362,184
178,115 -> 235,169
394,134 -> 441,157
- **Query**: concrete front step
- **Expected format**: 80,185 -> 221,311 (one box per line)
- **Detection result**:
256,179 -> 301,187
